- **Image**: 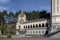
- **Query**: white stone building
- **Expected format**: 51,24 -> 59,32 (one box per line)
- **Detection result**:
50,0 -> 60,33
16,11 -> 48,36
16,0 -> 60,37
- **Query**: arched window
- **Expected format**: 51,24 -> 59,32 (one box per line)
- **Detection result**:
36,24 -> 38,28
36,31 -> 38,33
33,25 -> 35,28
33,31 -> 34,33
42,23 -> 44,27
46,23 -> 48,27
28,25 -> 30,28
26,26 -> 27,28
39,24 -> 41,27
30,25 -> 32,28
24,26 -> 25,28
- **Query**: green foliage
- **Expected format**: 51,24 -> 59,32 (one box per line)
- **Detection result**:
8,11 -> 14,17
0,10 -> 50,35
0,10 -> 50,23
0,24 -> 8,35
7,33 -> 11,38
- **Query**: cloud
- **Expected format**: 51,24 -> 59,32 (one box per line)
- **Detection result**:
0,6 -> 8,11
0,0 -> 10,3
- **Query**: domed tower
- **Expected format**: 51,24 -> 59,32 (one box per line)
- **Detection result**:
16,10 -> 26,35
18,10 -> 26,24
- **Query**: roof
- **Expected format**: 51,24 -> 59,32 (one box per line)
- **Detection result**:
22,18 -> 48,24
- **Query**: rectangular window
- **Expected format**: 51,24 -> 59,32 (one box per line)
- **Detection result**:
28,31 -> 29,33
39,31 -> 41,33
42,31 -> 44,33
33,31 -> 34,33
36,31 -> 38,33
53,25 -> 56,29
30,31 -> 32,33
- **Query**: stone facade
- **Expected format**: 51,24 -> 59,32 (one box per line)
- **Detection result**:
51,0 -> 60,33
16,11 -> 48,36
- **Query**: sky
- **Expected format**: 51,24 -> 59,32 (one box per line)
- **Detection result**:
0,0 -> 50,13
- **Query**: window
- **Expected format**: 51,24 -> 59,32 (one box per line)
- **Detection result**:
57,25 -> 60,31
42,31 -> 44,33
53,18 -> 56,22
39,31 -> 41,33
24,26 -> 25,28
36,31 -> 38,33
28,25 -> 30,28
20,18 -> 24,23
42,23 -> 44,27
30,31 -> 32,33
33,25 -> 35,28
39,24 -> 41,27
53,25 -> 56,29
46,23 -> 48,27
31,25 -> 32,28
36,24 -> 38,28
25,26 -> 27,28
28,31 -> 29,33
33,31 -> 34,33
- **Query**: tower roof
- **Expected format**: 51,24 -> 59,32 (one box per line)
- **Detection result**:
19,10 -> 25,17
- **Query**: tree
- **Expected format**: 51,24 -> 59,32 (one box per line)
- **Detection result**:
0,24 -> 7,35
15,12 -> 19,18
31,11 -> 39,20
46,13 -> 50,19
2,10 -> 7,16
0,10 -> 8,25
8,11 -> 14,17
39,11 -> 47,18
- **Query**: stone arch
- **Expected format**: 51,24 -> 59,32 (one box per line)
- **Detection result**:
31,25 -> 32,28
39,24 -> 41,27
36,24 -> 38,28
46,23 -> 48,27
26,25 -> 27,28
42,23 -> 44,27
24,26 -> 25,28
28,25 -> 30,28
33,25 -> 35,28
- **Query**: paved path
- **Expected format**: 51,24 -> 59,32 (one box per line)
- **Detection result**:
50,32 -> 60,38
0,37 -> 60,40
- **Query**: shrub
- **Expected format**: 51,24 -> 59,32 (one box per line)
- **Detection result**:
7,33 -> 11,38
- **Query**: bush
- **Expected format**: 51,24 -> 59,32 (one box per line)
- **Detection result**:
7,33 -> 11,38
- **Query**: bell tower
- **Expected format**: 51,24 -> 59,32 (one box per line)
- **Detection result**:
51,0 -> 60,33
